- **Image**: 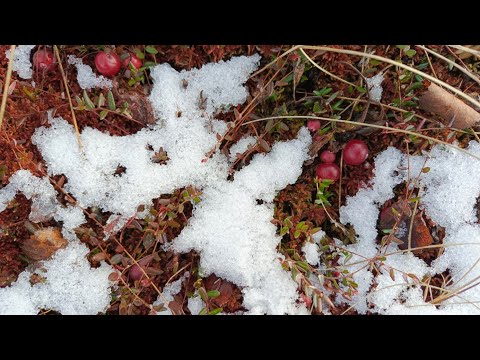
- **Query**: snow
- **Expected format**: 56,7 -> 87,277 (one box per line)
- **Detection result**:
67,55 -> 112,90
172,128 -> 312,315
6,45 -> 35,79
187,294 -> 204,315
0,241 -> 114,315
339,141 -> 480,314
4,49 -> 480,314
1,54 -> 314,315
312,229 -> 326,244
365,73 -> 384,102
302,242 -> 320,266
154,272 -> 189,315
149,54 -> 261,119
4,48 -> 480,314
229,136 -> 257,161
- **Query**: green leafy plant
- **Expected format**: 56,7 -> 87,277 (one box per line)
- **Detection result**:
314,178 -> 333,206
75,90 -> 132,120
192,280 -> 223,315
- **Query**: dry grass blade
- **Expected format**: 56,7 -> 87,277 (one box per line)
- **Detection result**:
416,45 -> 480,86
53,45 -> 83,150
299,48 -> 357,87
243,115 -> 480,161
0,45 -> 16,131
299,46 -> 480,110
448,45 -> 480,59
407,199 -> 419,254
249,45 -> 302,79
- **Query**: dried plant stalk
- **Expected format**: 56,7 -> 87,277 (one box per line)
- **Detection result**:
419,82 -> 480,129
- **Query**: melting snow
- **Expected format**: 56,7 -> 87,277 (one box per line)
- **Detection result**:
340,142 -> 480,314
67,55 -> 112,90
6,45 -> 35,79
0,54 -> 313,315
365,73 -> 384,102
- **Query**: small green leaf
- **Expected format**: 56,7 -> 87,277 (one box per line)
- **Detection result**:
107,91 -> 116,110
417,62 -> 429,70
296,261 -> 309,271
75,95 -> 84,107
313,87 -> 332,96
422,167 -> 430,173
198,307 -> 208,315
22,86 -> 35,100
83,90 -> 95,109
356,86 -> 367,93
280,226 -> 289,236
405,49 -> 417,57
128,78 -> 136,87
310,227 -> 321,234
296,221 -> 306,229
198,288 -> 208,302
294,230 -> 301,238
284,217 -> 293,228
97,93 -> 105,108
143,61 -> 156,68
99,110 -> 108,120
134,49 -> 145,60
208,307 -> 223,315
332,100 -> 344,111
145,46 -> 158,54
405,82 -> 423,94
207,290 -> 220,298
344,252 -> 353,264
391,207 -> 401,216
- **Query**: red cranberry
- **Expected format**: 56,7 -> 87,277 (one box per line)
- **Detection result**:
343,139 -> 369,166
316,163 -> 340,182
320,150 -> 336,164
307,120 -> 321,132
33,50 -> 55,71
95,51 -> 121,77
123,54 -> 142,69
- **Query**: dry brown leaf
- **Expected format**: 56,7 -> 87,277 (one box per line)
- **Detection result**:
419,82 -> 480,129
21,227 -> 68,261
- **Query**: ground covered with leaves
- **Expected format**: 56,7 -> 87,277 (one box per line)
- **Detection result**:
1,45 -> 480,315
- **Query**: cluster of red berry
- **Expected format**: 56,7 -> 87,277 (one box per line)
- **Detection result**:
31,48 -> 143,78
307,120 -> 369,182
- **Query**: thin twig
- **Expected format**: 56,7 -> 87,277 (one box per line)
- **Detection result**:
53,45 -> 83,150
299,46 -> 480,109
448,45 -> 480,58
299,48 -> 357,87
243,115 -> 480,161
407,198 -> 419,254
417,45 -> 480,86
422,47 -> 439,79
0,45 -> 16,131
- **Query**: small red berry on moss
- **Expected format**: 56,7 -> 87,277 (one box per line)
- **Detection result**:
343,139 -> 369,166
